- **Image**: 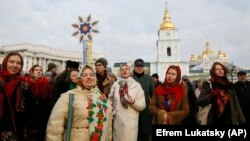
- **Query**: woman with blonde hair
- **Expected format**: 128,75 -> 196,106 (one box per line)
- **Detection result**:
109,64 -> 146,141
46,65 -> 113,141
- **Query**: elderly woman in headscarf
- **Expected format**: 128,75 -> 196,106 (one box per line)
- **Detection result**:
109,64 -> 146,141
46,65 -> 113,141
150,65 -> 189,125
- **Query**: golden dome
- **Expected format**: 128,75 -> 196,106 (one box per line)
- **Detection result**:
201,51 -> 207,57
205,41 -> 213,54
160,9 -> 175,30
217,50 -> 224,57
190,54 -> 196,61
223,53 -> 228,59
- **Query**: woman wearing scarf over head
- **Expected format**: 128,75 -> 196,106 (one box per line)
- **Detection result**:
197,62 -> 245,124
46,65 -> 113,141
25,64 -> 52,141
150,65 -> 189,125
0,52 -> 29,140
109,64 -> 146,141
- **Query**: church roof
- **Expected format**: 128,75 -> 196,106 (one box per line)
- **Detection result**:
160,6 -> 175,30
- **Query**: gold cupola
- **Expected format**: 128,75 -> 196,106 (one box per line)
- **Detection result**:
160,8 -> 176,30
223,53 -> 228,60
190,54 -> 196,61
217,50 -> 224,57
205,41 -> 213,54
201,51 -> 207,58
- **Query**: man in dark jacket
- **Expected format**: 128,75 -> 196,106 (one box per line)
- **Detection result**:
181,75 -> 198,124
233,71 -> 250,124
132,58 -> 155,141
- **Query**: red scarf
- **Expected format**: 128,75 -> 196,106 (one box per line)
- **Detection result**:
155,81 -> 184,111
0,70 -> 24,118
0,70 -> 22,98
26,76 -> 51,100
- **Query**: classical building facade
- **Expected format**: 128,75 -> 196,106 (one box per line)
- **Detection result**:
150,5 -> 189,81
0,43 -> 106,73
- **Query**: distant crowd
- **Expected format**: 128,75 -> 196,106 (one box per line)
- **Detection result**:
0,52 -> 249,141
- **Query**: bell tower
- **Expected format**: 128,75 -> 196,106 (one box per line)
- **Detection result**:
157,3 -> 181,63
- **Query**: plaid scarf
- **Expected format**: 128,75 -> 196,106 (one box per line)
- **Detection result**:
209,76 -> 231,116
118,80 -> 129,109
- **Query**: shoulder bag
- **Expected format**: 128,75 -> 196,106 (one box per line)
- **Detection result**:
66,94 -> 74,141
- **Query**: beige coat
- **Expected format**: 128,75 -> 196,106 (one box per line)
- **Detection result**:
109,77 -> 146,141
46,86 -> 113,141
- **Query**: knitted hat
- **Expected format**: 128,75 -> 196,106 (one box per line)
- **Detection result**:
95,58 -> 108,68
48,63 -> 56,71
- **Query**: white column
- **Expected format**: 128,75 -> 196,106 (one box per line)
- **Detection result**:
34,57 -> 37,65
23,55 -> 27,73
28,56 -> 32,71
38,57 -> 41,66
43,58 -> 46,72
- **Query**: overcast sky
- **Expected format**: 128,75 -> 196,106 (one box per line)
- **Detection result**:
1,0 -> 250,68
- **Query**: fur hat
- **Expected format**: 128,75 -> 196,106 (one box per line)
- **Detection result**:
48,63 -> 56,71
95,58 -> 108,68
66,60 -> 79,69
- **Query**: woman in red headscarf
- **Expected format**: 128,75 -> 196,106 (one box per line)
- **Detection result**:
150,65 -> 189,125
0,52 -> 28,140
25,64 -> 52,141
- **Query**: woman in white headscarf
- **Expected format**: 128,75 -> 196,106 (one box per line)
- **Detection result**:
46,65 -> 113,141
109,64 -> 146,141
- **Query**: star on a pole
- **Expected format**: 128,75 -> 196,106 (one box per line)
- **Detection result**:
72,14 -> 99,42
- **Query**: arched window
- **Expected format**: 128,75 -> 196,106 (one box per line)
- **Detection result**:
167,47 -> 171,56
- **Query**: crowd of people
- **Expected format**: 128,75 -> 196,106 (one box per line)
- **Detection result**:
0,52 -> 249,141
